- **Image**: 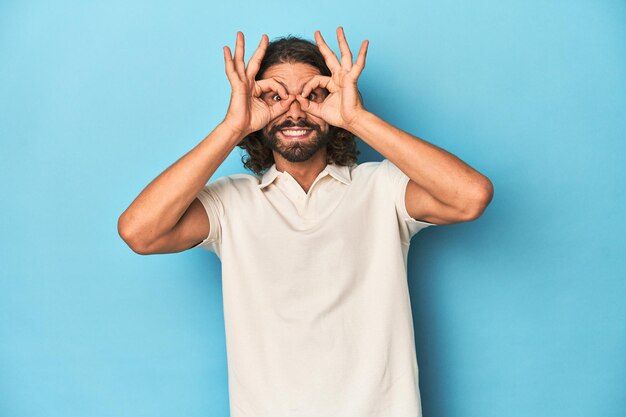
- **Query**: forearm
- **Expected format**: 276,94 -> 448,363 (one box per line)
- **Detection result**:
118,121 -> 242,246
347,110 -> 492,206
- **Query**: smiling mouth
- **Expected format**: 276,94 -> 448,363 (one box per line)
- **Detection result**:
279,129 -> 314,140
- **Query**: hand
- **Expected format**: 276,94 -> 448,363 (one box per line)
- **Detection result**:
295,27 -> 369,131
221,32 -> 296,137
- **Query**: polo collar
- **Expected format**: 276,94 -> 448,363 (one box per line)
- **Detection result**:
257,163 -> 352,190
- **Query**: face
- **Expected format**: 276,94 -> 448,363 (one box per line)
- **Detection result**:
259,62 -> 331,163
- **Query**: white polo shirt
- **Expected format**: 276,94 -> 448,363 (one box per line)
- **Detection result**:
193,158 -> 436,417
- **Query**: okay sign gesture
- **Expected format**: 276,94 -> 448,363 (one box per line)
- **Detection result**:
222,32 -> 296,137
295,27 -> 369,131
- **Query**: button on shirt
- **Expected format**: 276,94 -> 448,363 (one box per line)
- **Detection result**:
193,158 -> 436,417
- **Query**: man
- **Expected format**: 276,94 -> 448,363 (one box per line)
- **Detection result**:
118,27 -> 493,417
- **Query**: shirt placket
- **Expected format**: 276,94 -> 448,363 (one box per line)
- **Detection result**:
279,172 -> 327,223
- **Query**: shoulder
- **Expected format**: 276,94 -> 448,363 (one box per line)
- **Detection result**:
351,160 -> 382,174
203,172 -> 261,195
350,160 -> 391,181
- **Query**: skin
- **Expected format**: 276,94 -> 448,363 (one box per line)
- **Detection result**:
223,27 -> 494,222
258,63 -> 332,169
117,26 -> 494,255
220,34 -> 344,192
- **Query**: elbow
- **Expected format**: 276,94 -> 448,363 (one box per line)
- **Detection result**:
461,176 -> 494,221
117,214 -> 152,255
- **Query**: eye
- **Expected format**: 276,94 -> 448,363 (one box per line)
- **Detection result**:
307,92 -> 317,100
271,94 -> 281,101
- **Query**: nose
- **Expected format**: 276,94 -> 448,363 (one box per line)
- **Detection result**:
285,97 -> 307,121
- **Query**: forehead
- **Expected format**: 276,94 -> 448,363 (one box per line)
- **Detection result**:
261,62 -> 321,87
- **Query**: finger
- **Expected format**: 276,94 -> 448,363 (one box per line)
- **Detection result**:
301,75 -> 331,98
350,39 -> 369,79
314,30 -> 341,73
336,26 -> 353,70
295,94 -> 323,119
255,78 -> 289,99
245,34 -> 269,79
223,46 -> 238,83
233,31 -> 246,80
269,95 -> 297,119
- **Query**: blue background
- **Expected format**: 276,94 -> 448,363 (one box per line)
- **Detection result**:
1,1 -> 625,416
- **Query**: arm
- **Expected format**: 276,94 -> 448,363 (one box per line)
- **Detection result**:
118,32 -> 295,254
347,111 -> 493,224
297,27 -> 493,225
117,122 -> 242,254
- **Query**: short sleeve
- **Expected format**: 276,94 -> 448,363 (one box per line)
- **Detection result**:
191,180 -> 225,254
382,159 -> 437,243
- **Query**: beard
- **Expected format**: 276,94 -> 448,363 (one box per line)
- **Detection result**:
260,119 -> 333,163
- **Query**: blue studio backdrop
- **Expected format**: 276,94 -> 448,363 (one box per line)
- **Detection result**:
1,1 -> 625,416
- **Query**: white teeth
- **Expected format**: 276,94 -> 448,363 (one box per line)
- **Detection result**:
281,130 -> 310,137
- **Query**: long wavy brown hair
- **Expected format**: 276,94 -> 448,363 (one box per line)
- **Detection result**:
237,36 -> 360,175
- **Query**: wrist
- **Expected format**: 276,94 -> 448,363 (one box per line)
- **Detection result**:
218,120 -> 249,144
344,108 -> 372,133
220,119 -> 250,141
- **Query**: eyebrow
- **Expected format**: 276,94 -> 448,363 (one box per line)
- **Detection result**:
268,79 -> 324,96
275,80 -> 302,95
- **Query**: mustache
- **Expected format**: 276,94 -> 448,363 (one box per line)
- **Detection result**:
269,120 -> 321,134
